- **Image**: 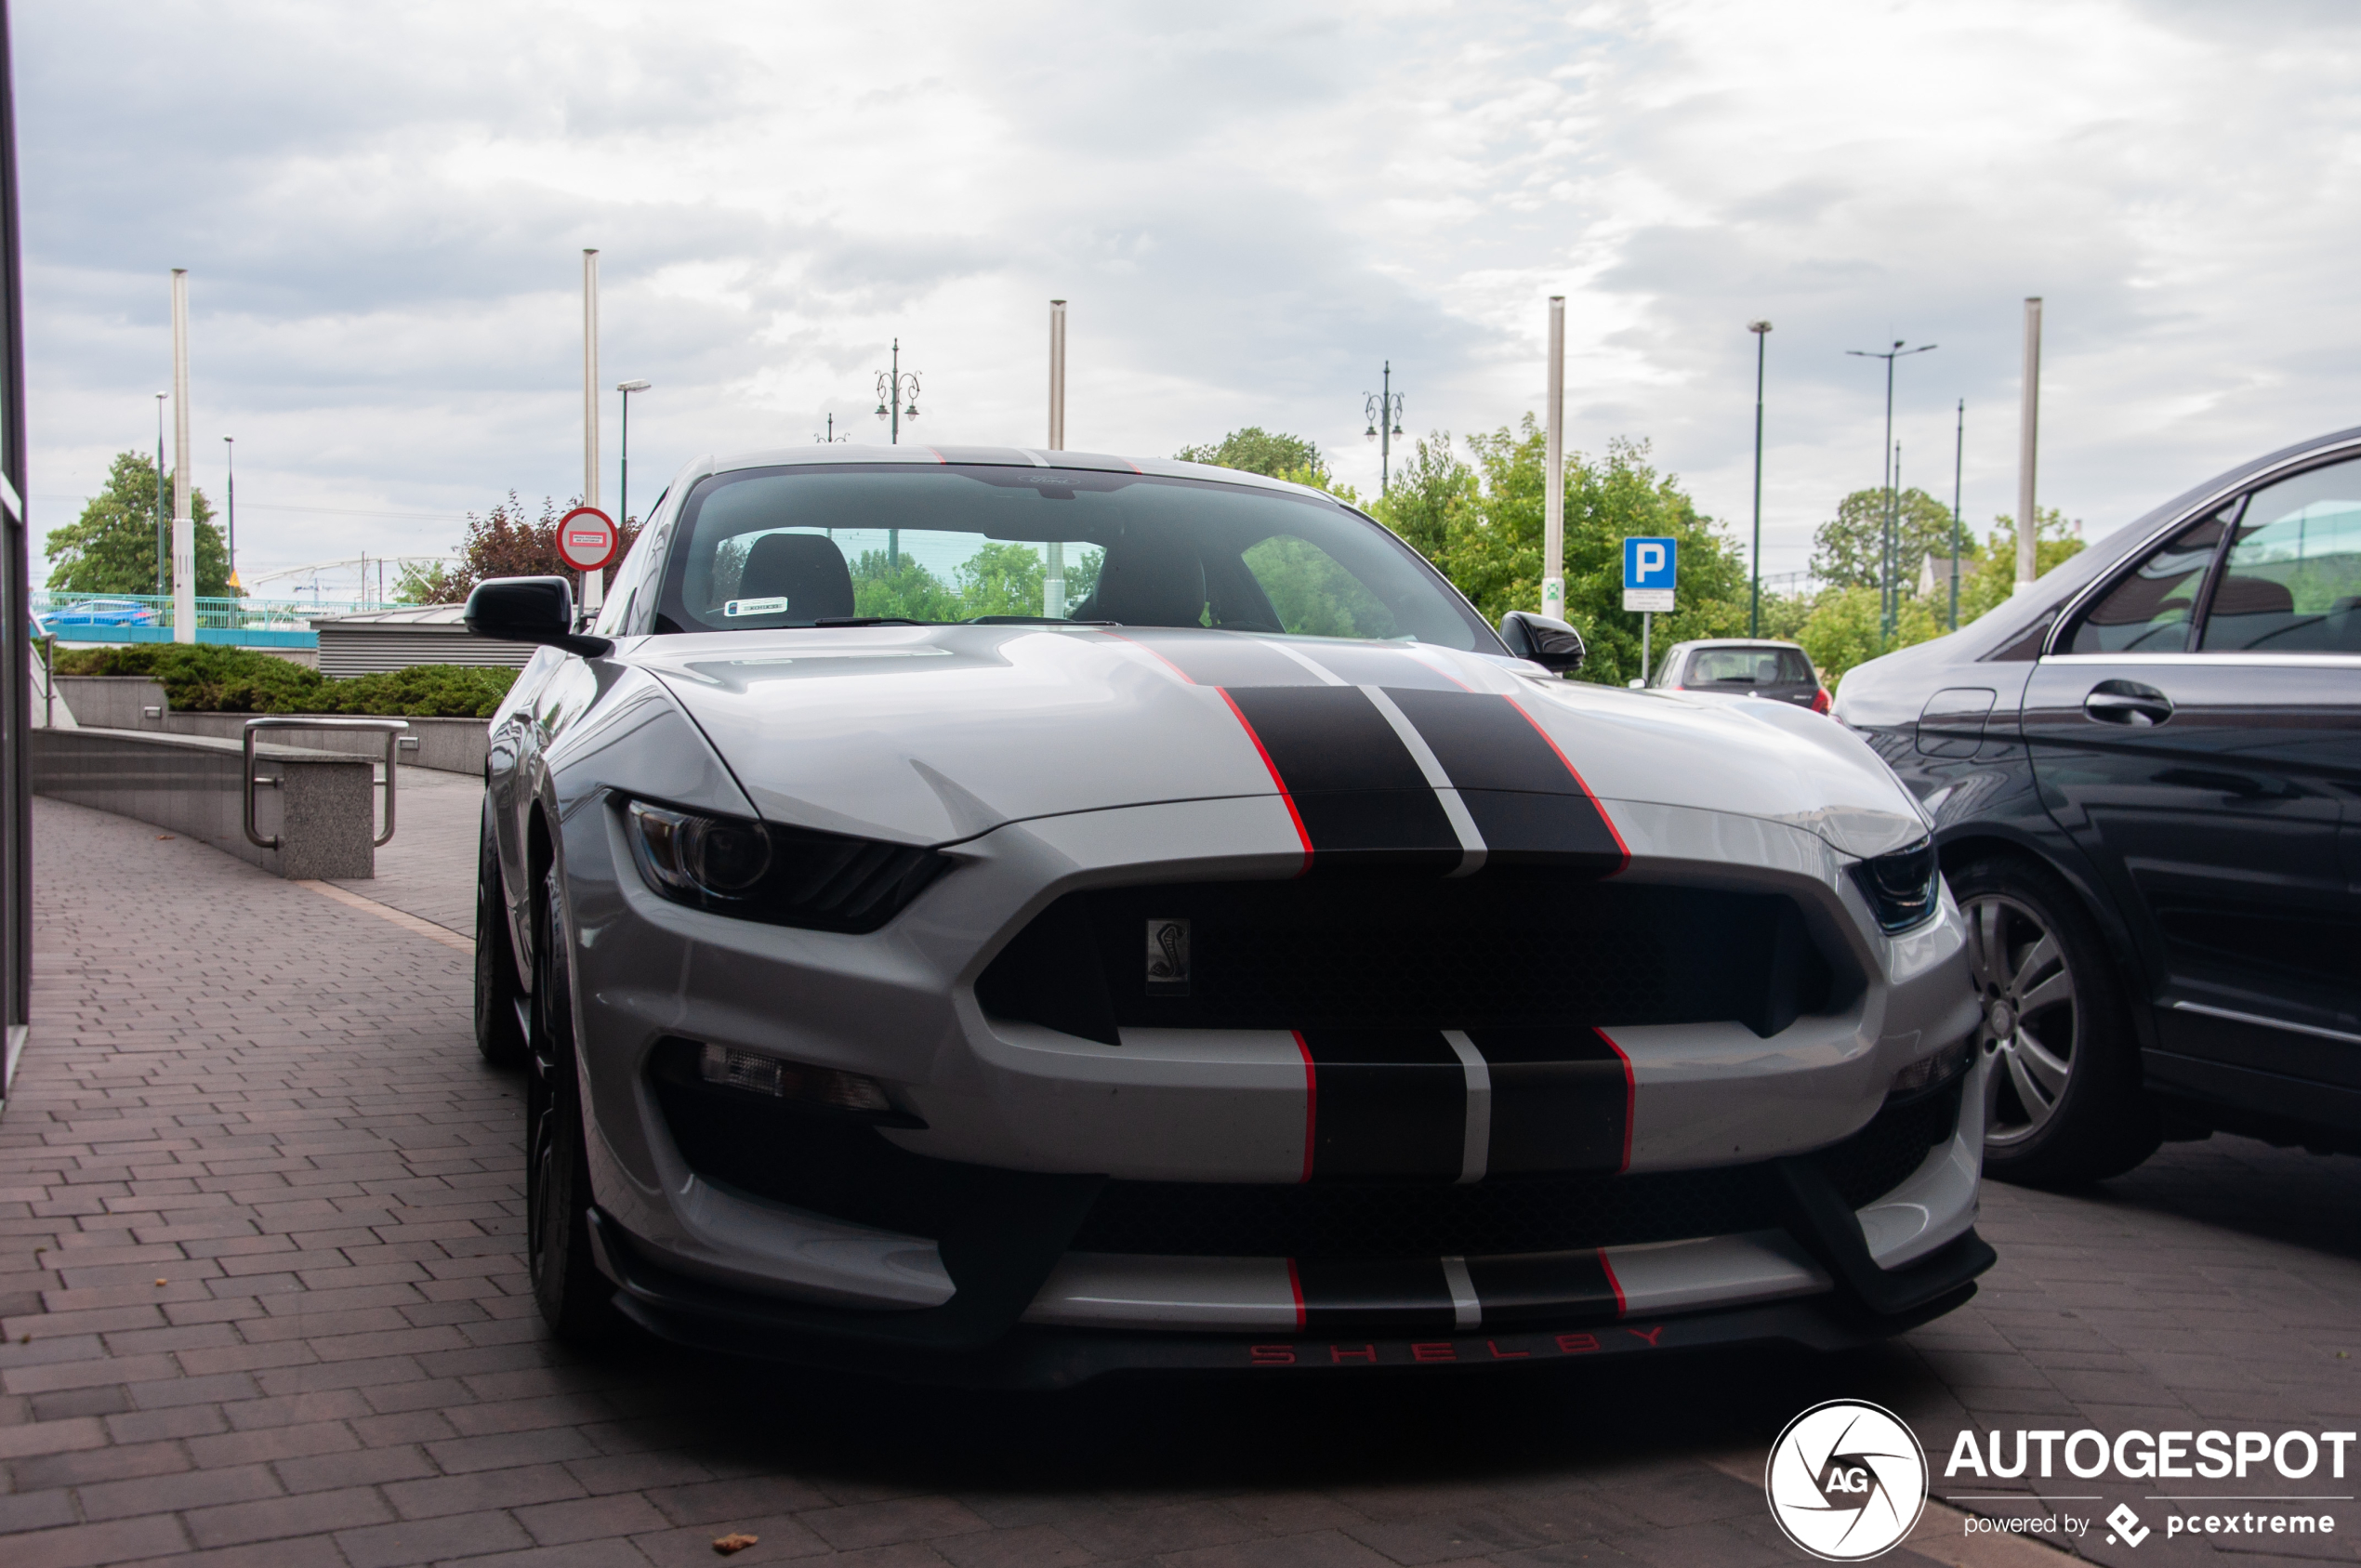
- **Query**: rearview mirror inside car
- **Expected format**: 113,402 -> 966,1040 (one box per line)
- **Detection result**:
464,576 -> 613,658
1498,611 -> 1586,673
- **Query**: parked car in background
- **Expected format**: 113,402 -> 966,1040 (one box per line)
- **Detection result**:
1650,638 -> 1830,714
465,443 -> 1990,1384
46,598 -> 156,626
1837,424 -> 2361,1186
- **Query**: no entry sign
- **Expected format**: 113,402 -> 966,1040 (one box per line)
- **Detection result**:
557,506 -> 618,572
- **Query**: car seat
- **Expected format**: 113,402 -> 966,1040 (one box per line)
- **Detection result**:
1083,528 -> 1207,627
737,533 -> 854,620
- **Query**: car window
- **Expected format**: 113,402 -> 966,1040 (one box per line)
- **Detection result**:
1687,647 -> 1811,684
2198,456 -> 2361,654
2064,508 -> 2230,654
653,465 -> 1493,650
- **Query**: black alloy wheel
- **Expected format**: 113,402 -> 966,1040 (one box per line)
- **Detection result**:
1951,854 -> 2160,1187
474,799 -> 528,1068
525,861 -> 631,1351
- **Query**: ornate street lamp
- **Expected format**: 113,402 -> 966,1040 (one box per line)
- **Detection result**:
875,339 -> 921,445
1364,362 -> 1405,494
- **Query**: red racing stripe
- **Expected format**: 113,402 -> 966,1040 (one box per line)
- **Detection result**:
1293,1029 -> 1317,1184
1498,693 -> 1631,872
1594,1026 -> 1635,1173
1223,690 -> 1313,870
1597,1248 -> 1628,1316
1286,1258 -> 1308,1329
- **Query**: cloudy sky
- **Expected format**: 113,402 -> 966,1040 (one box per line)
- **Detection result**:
16,0 -> 2361,599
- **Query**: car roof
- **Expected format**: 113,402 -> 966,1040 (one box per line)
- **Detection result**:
1668,639 -> 1808,653
698,444 -> 1338,503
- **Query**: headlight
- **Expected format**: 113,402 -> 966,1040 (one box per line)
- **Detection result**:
625,798 -> 950,932
1849,837 -> 1940,934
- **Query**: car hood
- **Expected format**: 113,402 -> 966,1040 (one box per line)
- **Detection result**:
630,625 -> 1930,859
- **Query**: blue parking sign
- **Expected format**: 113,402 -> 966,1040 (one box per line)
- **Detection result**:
1623,536 -> 1676,612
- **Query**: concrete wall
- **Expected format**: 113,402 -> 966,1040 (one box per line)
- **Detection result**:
33,728 -> 378,879
50,678 -> 490,775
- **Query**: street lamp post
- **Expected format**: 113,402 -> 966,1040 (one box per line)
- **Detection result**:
1364,362 -> 1405,494
815,414 -> 846,443
153,392 -> 167,598
222,436 -> 237,592
1747,322 -> 1771,637
1844,338 -> 1935,646
615,379 -> 651,526
874,339 -> 920,446
1950,399 -> 1965,631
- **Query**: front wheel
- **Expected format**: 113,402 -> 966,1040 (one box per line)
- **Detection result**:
526,862 -> 632,1352
1952,854 -> 2159,1187
474,799 -> 528,1068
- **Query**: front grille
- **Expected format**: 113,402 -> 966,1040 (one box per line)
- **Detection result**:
1069,1078 -> 1962,1260
978,873 -> 1843,1045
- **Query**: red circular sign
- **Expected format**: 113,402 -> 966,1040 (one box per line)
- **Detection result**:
556,506 -> 618,572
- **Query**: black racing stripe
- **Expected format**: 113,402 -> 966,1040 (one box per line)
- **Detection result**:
1294,1257 -> 1457,1333
1383,688 -> 1583,793
1380,688 -> 1623,868
1469,1029 -> 1630,1175
1114,630 -> 1326,688
1454,790 -> 1624,868
1301,1029 -> 1464,1180
1223,687 -> 1459,869
1465,1250 -> 1620,1325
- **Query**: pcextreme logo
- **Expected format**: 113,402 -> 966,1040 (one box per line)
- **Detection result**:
1765,1401 -> 1929,1561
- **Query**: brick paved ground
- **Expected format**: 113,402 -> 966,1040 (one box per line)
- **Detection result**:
5,795 -> 2359,1565
329,769 -> 483,936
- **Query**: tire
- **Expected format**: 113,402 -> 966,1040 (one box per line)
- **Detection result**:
1952,853 -> 2161,1187
475,800 -> 529,1068
526,861 -> 632,1352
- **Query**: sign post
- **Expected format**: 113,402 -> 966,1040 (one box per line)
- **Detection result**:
1622,535 -> 1677,685
557,506 -> 619,609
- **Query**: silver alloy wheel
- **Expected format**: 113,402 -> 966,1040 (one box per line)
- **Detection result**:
1963,892 -> 2080,1147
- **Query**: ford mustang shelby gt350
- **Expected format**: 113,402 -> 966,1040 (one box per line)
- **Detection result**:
468,445 -> 1994,1384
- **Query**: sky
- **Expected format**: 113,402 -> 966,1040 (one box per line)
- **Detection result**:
15,0 -> 2361,600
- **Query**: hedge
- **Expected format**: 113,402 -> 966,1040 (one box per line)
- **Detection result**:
52,643 -> 519,718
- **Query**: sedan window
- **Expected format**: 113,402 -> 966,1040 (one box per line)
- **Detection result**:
2198,456 -> 2361,654
2064,509 -> 2230,654
1687,647 -> 1812,684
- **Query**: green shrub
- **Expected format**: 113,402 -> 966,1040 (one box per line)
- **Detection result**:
53,643 -> 518,718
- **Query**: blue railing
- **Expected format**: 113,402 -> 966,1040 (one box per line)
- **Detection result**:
32,593 -> 406,646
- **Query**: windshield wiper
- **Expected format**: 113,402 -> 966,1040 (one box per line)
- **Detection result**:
811,616 -> 930,627
965,615 -> 1117,626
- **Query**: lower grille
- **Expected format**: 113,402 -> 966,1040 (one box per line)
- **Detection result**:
1069,1079 -> 1962,1259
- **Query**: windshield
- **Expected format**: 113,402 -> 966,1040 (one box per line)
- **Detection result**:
652,464 -> 1494,651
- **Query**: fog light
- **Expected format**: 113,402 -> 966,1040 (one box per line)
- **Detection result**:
698,1042 -> 896,1115
1890,1037 -> 1972,1098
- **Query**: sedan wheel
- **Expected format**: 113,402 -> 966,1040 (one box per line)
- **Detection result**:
1966,893 -> 2079,1148
1949,854 -> 2159,1187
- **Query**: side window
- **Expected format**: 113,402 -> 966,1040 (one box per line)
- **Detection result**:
2199,457 -> 2361,654
2064,509 -> 2229,654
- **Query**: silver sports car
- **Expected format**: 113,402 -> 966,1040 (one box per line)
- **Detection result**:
468,445 -> 1992,1385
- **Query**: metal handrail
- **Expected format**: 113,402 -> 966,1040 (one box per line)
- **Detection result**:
243,718 -> 409,850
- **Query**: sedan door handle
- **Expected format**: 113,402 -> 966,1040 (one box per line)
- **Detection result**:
2083,681 -> 2173,727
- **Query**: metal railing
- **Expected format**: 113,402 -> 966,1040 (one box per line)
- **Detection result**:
243,717 -> 409,851
34,592 -> 407,632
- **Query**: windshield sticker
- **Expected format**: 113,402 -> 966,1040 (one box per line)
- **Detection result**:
724,597 -> 790,617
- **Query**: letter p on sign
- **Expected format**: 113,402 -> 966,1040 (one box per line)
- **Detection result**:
1623,535 -> 1676,613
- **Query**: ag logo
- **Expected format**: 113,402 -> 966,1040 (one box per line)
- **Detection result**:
1765,1400 -> 1928,1561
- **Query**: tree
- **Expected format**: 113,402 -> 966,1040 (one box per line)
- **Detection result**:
45,450 -> 232,596
1809,486 -> 1972,594
1365,432 -> 1473,563
1955,508 -> 2084,624
413,493 -> 643,603
1430,418 -> 1748,687
1176,428 -> 1326,481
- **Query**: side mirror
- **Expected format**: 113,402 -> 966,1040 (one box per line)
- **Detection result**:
464,576 -> 613,658
1497,611 -> 1586,673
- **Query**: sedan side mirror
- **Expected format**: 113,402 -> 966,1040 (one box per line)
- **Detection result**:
464,576 -> 614,657
1498,611 -> 1586,673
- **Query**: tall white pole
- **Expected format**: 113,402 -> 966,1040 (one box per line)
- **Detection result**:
581,249 -> 602,615
1542,296 -> 1565,621
1045,299 -> 1067,618
170,270 -> 196,644
2015,296 -> 2041,595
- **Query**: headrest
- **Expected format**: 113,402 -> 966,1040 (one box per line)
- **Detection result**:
2210,574 -> 2295,618
737,533 -> 854,621
1091,527 -> 1206,627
